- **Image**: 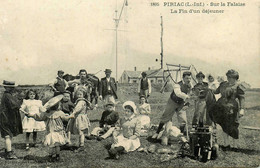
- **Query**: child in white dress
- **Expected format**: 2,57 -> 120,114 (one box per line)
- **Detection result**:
20,90 -> 46,150
137,95 -> 151,134
67,90 -> 91,152
27,95 -> 71,162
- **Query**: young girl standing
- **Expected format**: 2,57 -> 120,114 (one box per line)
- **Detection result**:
27,95 -> 71,162
67,90 -> 91,152
20,90 -> 46,150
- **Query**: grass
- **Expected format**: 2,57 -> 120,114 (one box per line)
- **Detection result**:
0,85 -> 259,167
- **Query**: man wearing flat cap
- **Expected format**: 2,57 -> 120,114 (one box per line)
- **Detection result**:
99,69 -> 118,104
152,71 -> 196,142
49,70 -> 68,96
138,72 -> 151,102
0,80 -> 22,159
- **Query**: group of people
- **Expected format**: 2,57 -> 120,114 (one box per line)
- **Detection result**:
152,69 -> 245,151
0,68 -> 246,161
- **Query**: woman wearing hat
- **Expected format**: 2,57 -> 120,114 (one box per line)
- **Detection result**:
209,69 -> 245,149
108,101 -> 141,159
0,80 -> 22,159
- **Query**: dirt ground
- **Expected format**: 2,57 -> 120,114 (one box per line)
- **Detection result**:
0,84 -> 259,168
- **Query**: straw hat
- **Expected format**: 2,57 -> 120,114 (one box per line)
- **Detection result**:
122,101 -> 137,114
2,80 -> 17,87
43,95 -> 64,109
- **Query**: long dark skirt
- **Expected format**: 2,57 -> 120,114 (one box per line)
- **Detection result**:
0,110 -> 23,138
209,97 -> 239,139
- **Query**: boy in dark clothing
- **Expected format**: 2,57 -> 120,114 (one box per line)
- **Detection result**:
192,72 -> 211,127
60,91 -> 74,144
86,100 -> 119,141
60,91 -> 74,115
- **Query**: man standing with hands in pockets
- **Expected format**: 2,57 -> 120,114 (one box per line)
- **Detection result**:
99,69 -> 118,105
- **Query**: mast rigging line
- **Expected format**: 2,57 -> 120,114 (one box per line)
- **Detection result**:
116,0 -> 128,28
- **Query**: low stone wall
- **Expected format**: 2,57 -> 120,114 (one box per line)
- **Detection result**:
0,83 -> 173,106
0,85 -> 54,105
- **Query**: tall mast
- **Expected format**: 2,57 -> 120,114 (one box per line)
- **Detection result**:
160,16 -> 163,69
114,0 -> 128,81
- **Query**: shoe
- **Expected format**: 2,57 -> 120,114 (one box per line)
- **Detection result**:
26,144 -> 30,151
49,155 -> 56,162
31,143 -> 37,147
151,133 -> 158,139
179,142 -> 190,157
6,151 -> 18,160
192,124 -> 198,129
97,136 -> 104,141
75,146 -> 85,153
114,153 -> 120,160
85,135 -> 96,140
222,145 -> 231,151
55,154 -> 60,161
108,148 -> 117,158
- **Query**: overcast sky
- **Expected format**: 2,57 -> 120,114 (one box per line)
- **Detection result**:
0,0 -> 259,87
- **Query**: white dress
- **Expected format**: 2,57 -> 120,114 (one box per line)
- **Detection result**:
67,98 -> 90,134
21,99 -> 46,132
137,103 -> 151,130
33,110 -> 68,147
112,116 -> 141,152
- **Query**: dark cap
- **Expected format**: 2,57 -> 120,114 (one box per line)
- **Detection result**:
139,95 -> 146,99
63,90 -> 71,95
58,70 -> 64,73
182,71 -> 192,78
141,72 -> 147,76
196,72 -> 205,78
208,74 -> 213,79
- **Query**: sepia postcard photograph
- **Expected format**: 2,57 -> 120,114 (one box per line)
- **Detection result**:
0,0 -> 259,167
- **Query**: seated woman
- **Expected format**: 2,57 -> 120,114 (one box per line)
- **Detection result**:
87,99 -> 119,141
137,95 -> 151,136
108,101 -> 141,159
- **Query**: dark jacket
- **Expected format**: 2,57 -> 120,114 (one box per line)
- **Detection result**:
60,100 -> 75,114
193,82 -> 209,99
170,81 -> 192,104
99,110 -> 119,128
0,91 -> 23,137
99,77 -> 118,99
